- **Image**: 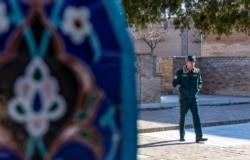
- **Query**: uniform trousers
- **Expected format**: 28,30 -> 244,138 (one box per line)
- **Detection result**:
179,95 -> 203,139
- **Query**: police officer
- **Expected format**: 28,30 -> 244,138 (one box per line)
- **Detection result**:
172,55 -> 208,142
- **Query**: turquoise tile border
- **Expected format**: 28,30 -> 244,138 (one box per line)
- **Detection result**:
105,1 -> 138,160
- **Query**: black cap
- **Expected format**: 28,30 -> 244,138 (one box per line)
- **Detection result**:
185,55 -> 196,62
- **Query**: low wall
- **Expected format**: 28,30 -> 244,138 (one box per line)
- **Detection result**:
161,56 -> 250,97
137,55 -> 250,104
136,53 -> 161,104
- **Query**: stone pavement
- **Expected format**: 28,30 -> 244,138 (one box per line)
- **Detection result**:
139,94 -> 250,109
137,95 -> 250,160
138,123 -> 250,160
138,95 -> 250,133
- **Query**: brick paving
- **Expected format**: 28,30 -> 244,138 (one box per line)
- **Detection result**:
138,137 -> 250,160
137,103 -> 250,160
138,104 -> 250,133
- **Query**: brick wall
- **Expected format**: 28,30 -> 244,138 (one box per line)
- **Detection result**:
137,55 -> 250,104
133,22 -> 202,57
161,57 -> 174,94
136,53 -> 161,103
161,56 -> 250,97
199,57 -> 250,96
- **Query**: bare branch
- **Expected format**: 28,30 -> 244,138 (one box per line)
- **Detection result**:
130,23 -> 167,54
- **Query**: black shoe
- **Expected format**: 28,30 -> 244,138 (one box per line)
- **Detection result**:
180,138 -> 185,141
196,137 -> 208,143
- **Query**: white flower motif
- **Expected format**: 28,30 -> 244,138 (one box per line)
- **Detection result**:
61,6 -> 93,44
8,57 -> 66,137
0,1 -> 10,34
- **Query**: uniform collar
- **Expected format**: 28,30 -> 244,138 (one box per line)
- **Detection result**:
183,65 -> 199,73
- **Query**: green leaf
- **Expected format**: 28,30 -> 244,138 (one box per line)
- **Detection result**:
16,104 -> 26,115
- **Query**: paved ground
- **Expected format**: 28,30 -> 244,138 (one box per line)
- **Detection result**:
139,94 -> 250,109
138,103 -> 250,133
137,95 -> 250,160
138,123 -> 250,160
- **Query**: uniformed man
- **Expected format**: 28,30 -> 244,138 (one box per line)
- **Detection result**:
172,55 -> 208,143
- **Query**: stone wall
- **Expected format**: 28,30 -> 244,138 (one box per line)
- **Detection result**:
161,57 -> 174,94
133,23 -> 250,58
137,55 -> 250,104
136,53 -> 161,104
133,21 -> 202,57
161,56 -> 250,97
199,57 -> 250,96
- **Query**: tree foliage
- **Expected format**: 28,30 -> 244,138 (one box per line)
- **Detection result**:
122,0 -> 250,36
122,0 -> 168,29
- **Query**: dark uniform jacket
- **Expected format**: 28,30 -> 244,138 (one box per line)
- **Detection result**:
172,65 -> 202,97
